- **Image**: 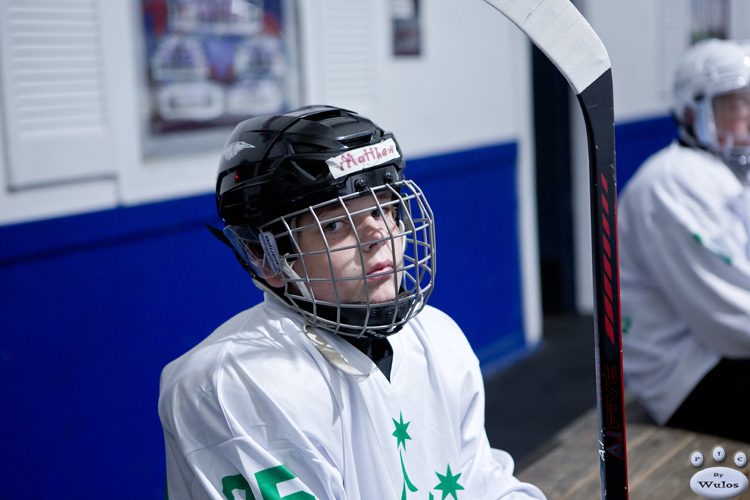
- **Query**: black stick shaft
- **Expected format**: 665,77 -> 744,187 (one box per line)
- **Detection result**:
577,68 -> 629,500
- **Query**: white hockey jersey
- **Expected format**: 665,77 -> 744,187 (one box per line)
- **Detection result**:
159,293 -> 545,500
619,142 -> 750,424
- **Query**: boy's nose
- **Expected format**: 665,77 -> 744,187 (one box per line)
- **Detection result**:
359,215 -> 390,249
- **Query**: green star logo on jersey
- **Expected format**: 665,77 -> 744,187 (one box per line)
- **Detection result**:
434,464 -> 464,500
392,412 -> 412,451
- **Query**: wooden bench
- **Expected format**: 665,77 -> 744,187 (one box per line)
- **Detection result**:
517,397 -> 750,499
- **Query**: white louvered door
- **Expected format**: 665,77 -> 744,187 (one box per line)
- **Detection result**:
297,0 -> 386,118
0,0 -> 115,189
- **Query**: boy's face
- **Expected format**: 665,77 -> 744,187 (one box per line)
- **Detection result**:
291,191 -> 405,305
713,88 -> 750,147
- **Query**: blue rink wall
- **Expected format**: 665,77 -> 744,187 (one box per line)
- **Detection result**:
614,115 -> 678,193
0,115 -> 676,499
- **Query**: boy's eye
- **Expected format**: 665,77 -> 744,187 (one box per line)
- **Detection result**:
323,220 -> 345,232
375,204 -> 397,221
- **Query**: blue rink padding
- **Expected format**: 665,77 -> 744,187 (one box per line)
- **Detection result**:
615,114 -> 678,191
0,114 -> 675,499
406,143 -> 527,369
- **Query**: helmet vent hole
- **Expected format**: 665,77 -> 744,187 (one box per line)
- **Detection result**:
289,159 -> 328,180
290,142 -> 328,154
339,132 -> 378,149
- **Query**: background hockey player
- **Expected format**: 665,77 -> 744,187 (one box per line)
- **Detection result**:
158,105 -> 547,499
618,39 -> 750,441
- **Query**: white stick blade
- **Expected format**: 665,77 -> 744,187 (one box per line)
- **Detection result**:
484,0 -> 611,94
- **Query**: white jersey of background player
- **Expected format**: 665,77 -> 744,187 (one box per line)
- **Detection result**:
158,105 -> 546,499
618,39 -> 750,440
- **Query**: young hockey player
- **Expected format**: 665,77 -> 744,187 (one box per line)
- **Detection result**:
158,105 -> 547,499
619,39 -> 750,441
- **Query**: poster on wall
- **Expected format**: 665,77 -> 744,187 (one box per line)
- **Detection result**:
691,0 -> 729,43
391,0 -> 421,56
140,0 -> 298,158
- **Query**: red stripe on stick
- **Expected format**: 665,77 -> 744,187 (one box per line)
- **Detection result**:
603,256 -> 612,279
601,193 -> 610,215
602,214 -> 610,236
605,296 -> 614,322
601,173 -> 609,193
604,274 -> 613,300
605,317 -> 615,344
603,235 -> 611,257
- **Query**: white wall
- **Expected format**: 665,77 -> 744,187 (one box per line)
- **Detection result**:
296,1 -> 524,156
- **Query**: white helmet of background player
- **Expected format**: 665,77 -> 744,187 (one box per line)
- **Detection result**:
215,105 -> 436,338
672,38 -> 750,172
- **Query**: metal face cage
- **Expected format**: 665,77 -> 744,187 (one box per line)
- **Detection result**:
265,179 -> 435,338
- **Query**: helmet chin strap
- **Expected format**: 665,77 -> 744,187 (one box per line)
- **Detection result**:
302,324 -> 370,376
280,258 -> 314,301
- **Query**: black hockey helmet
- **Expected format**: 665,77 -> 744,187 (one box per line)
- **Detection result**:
217,105 -> 405,232
214,105 -> 436,338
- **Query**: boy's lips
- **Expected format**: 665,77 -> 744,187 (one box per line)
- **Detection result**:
366,262 -> 394,278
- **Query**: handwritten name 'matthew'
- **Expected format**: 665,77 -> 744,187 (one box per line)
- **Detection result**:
326,138 -> 400,179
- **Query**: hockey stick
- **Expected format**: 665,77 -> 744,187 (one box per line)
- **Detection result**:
482,1 -> 628,498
